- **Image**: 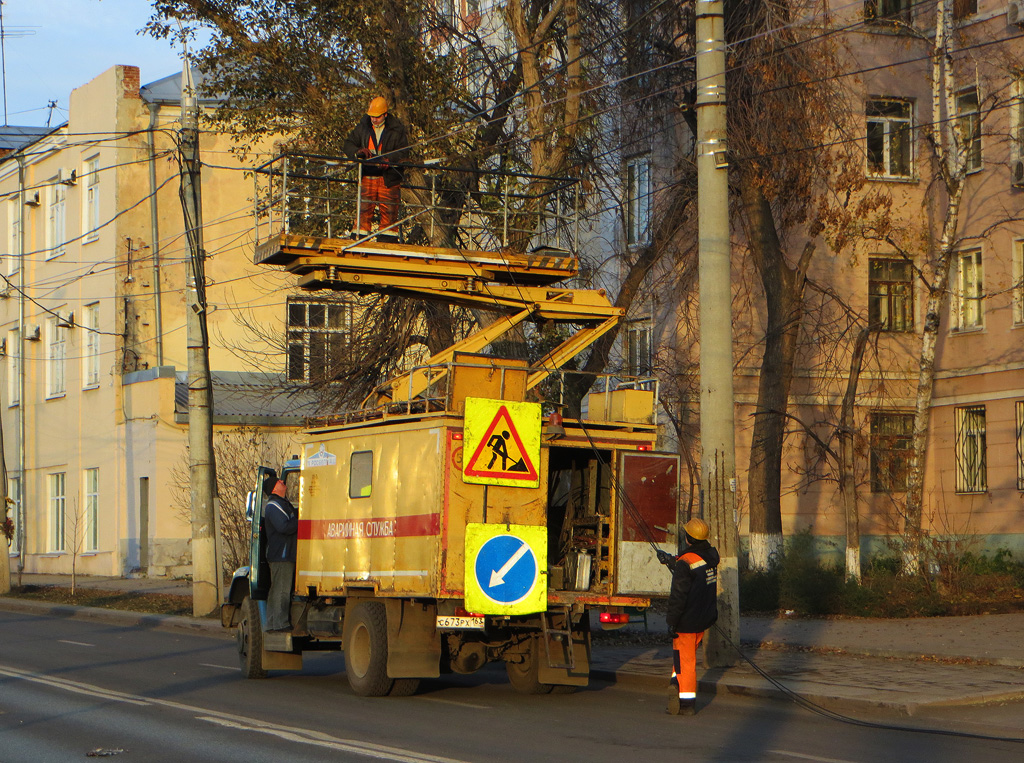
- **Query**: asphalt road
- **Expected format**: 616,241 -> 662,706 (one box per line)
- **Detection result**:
1,610 -> 1021,762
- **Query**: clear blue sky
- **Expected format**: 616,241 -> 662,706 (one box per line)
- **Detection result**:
2,0 -> 204,127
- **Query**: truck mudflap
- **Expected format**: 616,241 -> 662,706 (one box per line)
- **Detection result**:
384,600 -> 441,679
536,622 -> 591,686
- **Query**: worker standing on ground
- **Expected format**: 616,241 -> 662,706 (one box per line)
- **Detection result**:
264,475 -> 298,632
343,96 -> 409,240
657,517 -> 719,715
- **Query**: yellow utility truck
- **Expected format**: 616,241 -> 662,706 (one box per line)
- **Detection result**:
221,156 -> 680,695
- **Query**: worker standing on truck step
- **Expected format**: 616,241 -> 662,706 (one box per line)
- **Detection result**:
264,476 -> 298,632
656,517 -> 719,716
343,96 -> 409,241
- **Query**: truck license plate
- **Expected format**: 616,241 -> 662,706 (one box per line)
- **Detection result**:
436,615 -> 485,630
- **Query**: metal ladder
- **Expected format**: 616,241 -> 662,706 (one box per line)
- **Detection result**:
540,607 -> 575,670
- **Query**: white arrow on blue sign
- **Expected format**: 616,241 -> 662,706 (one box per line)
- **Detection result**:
473,534 -> 539,605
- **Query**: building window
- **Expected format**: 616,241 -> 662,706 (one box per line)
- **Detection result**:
46,317 -> 67,397
864,0 -> 912,24
953,0 -> 977,20
867,99 -> 913,178
1013,78 -> 1024,165
1014,241 -> 1024,326
868,258 -> 913,331
951,249 -> 983,331
626,319 -> 653,376
955,406 -> 986,493
956,88 -> 981,173
84,468 -> 99,552
7,197 -> 19,276
1016,401 -> 1024,491
869,412 -> 914,493
83,302 -> 100,388
7,476 -> 20,554
84,156 -> 100,241
7,328 -> 19,406
50,472 -> 67,552
625,155 -> 652,247
286,298 -> 351,382
47,179 -> 66,259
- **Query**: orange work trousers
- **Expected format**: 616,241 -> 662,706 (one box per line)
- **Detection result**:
671,631 -> 703,700
358,175 -> 400,232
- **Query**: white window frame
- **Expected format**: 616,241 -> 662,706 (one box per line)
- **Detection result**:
626,319 -> 653,377
50,472 -> 67,552
1013,77 -> 1024,165
7,328 -> 19,406
951,249 -> 983,332
7,476 -> 20,554
7,197 -> 20,277
84,468 -> 99,552
47,179 -> 67,259
1014,240 -> 1024,327
866,98 -> 914,179
46,316 -> 67,397
955,88 -> 982,173
83,302 -> 100,388
626,154 -> 652,247
286,298 -> 352,383
954,405 -> 987,494
83,155 -> 100,242
864,0 -> 912,24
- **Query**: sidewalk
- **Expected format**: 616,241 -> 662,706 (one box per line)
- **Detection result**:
3,574 -> 1023,715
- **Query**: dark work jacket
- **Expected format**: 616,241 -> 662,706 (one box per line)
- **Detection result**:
343,113 -> 410,188
264,495 -> 298,563
665,539 -> 720,633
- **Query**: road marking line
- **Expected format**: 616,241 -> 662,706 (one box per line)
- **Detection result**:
57,640 -> 95,647
769,751 -> 861,763
0,662 -> 469,763
199,663 -> 241,671
417,697 -> 490,710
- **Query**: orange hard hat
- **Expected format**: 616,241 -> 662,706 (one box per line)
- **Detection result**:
367,96 -> 389,117
683,517 -> 710,541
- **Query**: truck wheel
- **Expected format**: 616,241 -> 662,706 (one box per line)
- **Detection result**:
388,678 -> 420,697
238,596 -> 268,679
344,601 -> 393,696
505,637 -> 553,695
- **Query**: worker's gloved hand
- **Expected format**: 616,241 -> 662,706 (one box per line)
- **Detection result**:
356,148 -> 372,159
656,550 -> 675,566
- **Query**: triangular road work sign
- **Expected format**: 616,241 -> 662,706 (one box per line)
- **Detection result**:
464,399 -> 541,487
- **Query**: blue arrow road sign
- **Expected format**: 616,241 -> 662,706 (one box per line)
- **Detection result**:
474,534 -> 538,605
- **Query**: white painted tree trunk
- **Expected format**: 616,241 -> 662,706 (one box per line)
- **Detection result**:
748,531 -> 784,571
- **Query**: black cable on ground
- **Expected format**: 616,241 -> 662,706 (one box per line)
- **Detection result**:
712,623 -> 1024,744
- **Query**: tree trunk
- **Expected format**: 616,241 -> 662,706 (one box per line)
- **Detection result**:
839,325 -> 872,582
739,181 -> 817,571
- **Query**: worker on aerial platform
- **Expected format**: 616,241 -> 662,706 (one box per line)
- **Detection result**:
344,96 -> 410,240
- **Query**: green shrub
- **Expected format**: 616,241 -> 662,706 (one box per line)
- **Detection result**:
739,569 -> 780,612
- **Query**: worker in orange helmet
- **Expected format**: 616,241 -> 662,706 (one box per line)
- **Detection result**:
656,517 -> 719,715
343,96 -> 410,241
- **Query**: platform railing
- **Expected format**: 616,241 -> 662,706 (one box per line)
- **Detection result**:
253,153 -> 580,255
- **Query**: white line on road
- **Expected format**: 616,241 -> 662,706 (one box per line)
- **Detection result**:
417,697 -> 490,710
769,751 -> 862,763
0,662 -> 470,763
198,663 -> 241,671
57,640 -> 95,647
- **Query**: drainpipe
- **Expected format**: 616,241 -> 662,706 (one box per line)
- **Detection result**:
147,102 -> 164,367
15,154 -> 26,573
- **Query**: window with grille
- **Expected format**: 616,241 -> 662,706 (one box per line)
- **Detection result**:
84,468 -> 99,552
864,0 -> 912,24
1016,401 -> 1024,491
956,88 -> 982,172
867,99 -> 913,178
626,319 -> 653,376
50,472 -> 67,552
869,411 -> 914,493
287,298 -> 351,383
868,258 -> 913,331
951,249 -> 983,331
955,405 -> 987,493
626,155 -> 652,247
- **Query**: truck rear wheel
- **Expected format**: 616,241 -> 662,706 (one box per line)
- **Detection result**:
238,596 -> 268,679
505,636 -> 553,695
345,601 -> 394,697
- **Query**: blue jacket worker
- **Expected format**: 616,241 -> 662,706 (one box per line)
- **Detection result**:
264,475 -> 298,632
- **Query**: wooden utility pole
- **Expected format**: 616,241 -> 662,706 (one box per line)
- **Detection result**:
695,0 -> 740,667
178,62 -> 221,616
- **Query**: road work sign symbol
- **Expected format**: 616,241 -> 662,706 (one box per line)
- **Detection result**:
463,397 -> 541,487
465,523 -> 547,615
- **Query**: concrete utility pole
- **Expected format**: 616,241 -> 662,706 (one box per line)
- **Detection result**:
695,0 -> 740,667
0,412 -> 9,594
178,62 -> 221,616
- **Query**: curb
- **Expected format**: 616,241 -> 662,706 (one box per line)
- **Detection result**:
0,596 -> 224,637
745,641 -> 1024,669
